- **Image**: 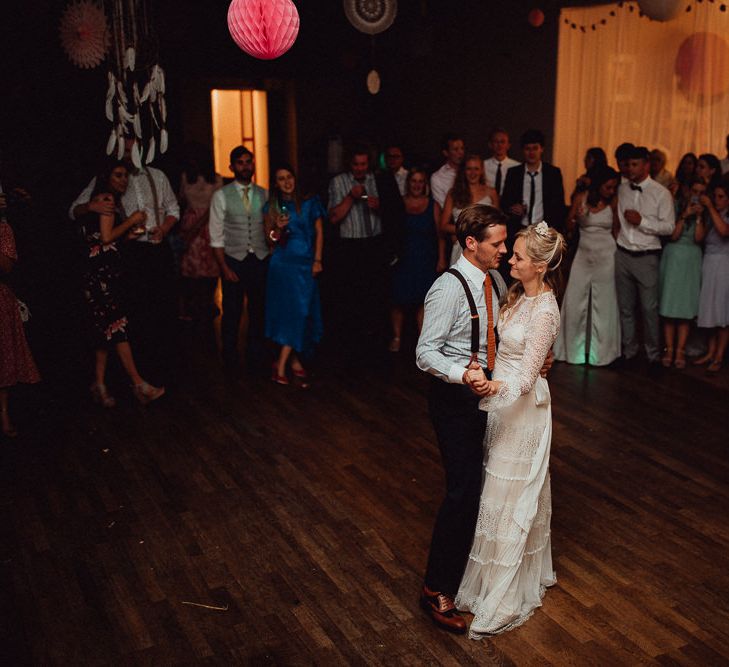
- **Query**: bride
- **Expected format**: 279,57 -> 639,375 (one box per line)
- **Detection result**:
455,221 -> 565,637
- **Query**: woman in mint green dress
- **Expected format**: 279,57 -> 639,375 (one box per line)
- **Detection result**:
658,178 -> 705,368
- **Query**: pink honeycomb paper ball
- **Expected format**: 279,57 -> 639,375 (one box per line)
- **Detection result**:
228,0 -> 300,60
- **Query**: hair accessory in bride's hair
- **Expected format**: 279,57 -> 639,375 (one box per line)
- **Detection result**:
534,221 -> 550,238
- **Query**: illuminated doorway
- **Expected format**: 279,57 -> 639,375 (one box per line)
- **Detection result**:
210,89 -> 269,188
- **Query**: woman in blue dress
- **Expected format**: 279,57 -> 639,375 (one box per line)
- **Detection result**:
264,165 -> 324,387
389,167 -> 445,351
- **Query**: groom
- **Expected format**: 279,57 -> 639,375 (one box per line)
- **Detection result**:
415,205 -> 509,633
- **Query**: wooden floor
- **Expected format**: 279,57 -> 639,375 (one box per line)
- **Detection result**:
2,328 -> 729,666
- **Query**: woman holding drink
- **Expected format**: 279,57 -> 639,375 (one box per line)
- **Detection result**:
80,159 -> 165,406
264,164 -> 325,387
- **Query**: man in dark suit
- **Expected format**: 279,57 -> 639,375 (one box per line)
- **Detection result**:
500,130 -> 566,275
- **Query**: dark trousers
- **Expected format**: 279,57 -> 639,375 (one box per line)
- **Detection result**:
122,241 -> 177,385
331,236 -> 387,353
424,377 -> 488,596
221,253 -> 268,367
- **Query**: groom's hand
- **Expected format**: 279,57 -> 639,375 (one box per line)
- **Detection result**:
463,367 -> 490,396
539,350 -> 554,378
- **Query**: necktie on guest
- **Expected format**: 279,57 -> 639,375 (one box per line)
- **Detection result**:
242,185 -> 251,213
494,162 -> 502,194
484,272 -> 496,372
528,171 -> 537,224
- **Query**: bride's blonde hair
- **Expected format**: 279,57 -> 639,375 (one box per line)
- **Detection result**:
501,222 -> 567,314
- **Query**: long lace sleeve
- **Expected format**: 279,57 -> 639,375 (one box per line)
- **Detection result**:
480,297 -> 559,412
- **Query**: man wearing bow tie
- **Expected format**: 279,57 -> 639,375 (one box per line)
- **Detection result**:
615,146 -> 675,365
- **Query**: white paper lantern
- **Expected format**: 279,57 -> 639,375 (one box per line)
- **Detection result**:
637,0 -> 683,22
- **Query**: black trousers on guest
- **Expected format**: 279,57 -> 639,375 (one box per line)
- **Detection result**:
221,253 -> 268,369
122,240 -> 177,385
424,376 -> 488,596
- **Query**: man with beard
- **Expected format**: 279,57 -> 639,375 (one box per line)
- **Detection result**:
70,138 -> 179,386
209,146 -> 269,374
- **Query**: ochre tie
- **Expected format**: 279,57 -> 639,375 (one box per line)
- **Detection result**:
484,273 -> 496,372
242,185 -> 251,213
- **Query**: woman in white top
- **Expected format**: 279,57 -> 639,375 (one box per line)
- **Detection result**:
456,222 -> 565,637
440,155 -> 499,266
554,167 -> 621,366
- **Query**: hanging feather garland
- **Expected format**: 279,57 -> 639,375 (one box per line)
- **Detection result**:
102,0 -> 168,165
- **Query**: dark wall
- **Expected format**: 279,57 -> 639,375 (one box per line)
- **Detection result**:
1,0 -> 564,197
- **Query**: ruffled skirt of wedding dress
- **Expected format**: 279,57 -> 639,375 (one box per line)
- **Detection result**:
455,390 -> 556,638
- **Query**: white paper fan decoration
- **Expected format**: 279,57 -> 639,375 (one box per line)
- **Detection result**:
59,1 -> 109,69
343,0 -> 397,35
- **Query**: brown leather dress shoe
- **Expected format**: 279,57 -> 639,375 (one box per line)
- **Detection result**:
420,585 -> 467,633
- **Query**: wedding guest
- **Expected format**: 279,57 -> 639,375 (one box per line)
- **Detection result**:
694,183 -> 729,372
430,134 -> 465,208
501,129 -> 566,282
483,128 -> 520,197
658,177 -> 705,369
264,165 -> 324,387
70,137 -> 179,385
696,153 -> 722,191
0,196 -> 40,437
210,146 -> 269,373
554,167 -> 621,366
614,142 -> 635,184
384,144 -> 408,196
570,147 -> 608,201
79,159 -> 165,405
615,146 -> 675,365
178,145 -> 223,322
328,145 -> 386,354
649,149 -> 675,190
440,155 -> 499,265
389,168 -> 444,352
675,152 -> 698,201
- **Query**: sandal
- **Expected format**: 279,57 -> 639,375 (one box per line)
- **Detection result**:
133,382 -> 165,404
90,383 -> 116,408
674,350 -> 686,370
661,347 -> 674,368
388,337 -> 401,353
693,353 -> 713,366
706,359 -> 722,374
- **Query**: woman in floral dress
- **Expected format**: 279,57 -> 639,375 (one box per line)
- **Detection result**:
80,159 -> 164,406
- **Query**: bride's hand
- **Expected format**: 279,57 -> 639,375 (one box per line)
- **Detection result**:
484,380 -> 502,396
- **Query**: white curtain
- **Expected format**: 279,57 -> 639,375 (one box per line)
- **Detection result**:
554,2 -> 729,191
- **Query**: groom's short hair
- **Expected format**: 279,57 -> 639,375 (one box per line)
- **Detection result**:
456,204 -> 507,248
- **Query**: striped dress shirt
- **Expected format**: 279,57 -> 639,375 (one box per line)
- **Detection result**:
416,254 -> 505,384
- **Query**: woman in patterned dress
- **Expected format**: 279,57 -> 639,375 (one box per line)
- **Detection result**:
80,159 -> 164,406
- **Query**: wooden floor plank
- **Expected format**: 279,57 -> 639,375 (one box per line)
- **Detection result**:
2,335 -> 728,664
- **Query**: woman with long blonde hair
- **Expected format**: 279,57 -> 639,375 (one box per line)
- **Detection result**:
455,222 -> 565,637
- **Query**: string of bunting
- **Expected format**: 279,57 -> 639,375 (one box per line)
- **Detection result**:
562,0 -> 728,33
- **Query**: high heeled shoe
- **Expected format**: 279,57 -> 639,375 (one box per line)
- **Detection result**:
674,350 -> 686,370
706,359 -> 723,374
661,347 -> 674,368
133,382 -> 165,404
90,383 -> 116,408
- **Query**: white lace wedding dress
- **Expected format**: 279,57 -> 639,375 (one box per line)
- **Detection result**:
455,291 -> 560,637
